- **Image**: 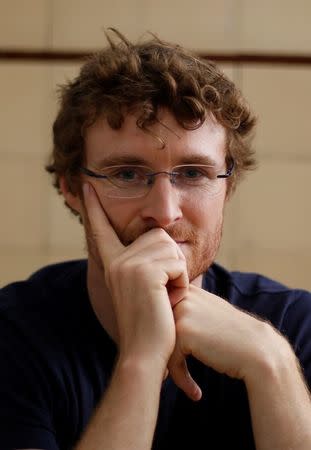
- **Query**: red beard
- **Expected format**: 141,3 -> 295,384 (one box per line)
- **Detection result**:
84,211 -> 223,283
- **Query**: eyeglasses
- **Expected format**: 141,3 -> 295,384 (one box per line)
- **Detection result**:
80,161 -> 234,199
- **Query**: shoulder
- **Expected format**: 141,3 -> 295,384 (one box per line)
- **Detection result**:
206,263 -> 311,384
0,259 -> 90,401
0,259 -> 89,355
206,262 -> 310,305
0,260 -> 86,449
0,259 -> 115,448
205,262 -> 311,334
0,259 -> 87,313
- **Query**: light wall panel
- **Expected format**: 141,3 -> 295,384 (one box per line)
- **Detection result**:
0,0 -> 51,49
242,66 -> 311,159
51,0 -> 241,51
235,247 -> 311,290
0,249 -> 44,287
241,0 -> 311,52
51,0 -> 145,49
0,63 -> 52,157
0,0 -> 310,291
234,160 -> 311,251
0,157 -> 48,249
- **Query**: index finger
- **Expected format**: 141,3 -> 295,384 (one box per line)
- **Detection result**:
83,182 -> 124,265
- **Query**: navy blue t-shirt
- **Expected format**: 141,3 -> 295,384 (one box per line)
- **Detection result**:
0,260 -> 310,450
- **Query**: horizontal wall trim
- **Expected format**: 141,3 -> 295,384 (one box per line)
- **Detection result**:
0,49 -> 311,66
2,149 -> 311,164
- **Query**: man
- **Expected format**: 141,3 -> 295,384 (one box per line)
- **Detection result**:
0,29 -> 310,450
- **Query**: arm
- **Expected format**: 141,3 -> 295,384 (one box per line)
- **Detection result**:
75,357 -> 165,450
168,285 -> 311,449
73,182 -> 195,450
245,332 -> 311,450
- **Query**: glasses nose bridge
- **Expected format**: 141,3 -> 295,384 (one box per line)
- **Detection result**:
141,169 -> 183,226
146,170 -> 177,186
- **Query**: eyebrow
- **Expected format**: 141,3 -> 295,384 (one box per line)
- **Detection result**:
93,155 -> 149,168
92,153 -> 219,168
178,155 -> 218,166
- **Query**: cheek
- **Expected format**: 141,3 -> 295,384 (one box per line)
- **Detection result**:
97,195 -> 140,235
185,195 -> 225,229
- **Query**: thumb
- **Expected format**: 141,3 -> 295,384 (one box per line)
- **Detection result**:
168,345 -> 202,402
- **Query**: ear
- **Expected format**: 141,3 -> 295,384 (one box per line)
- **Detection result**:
59,176 -> 83,215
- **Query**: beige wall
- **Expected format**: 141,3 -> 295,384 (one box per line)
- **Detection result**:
0,0 -> 310,289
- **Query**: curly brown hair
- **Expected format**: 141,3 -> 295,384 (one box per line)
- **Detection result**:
46,29 -> 257,219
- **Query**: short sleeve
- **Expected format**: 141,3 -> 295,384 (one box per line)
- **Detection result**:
0,313 -> 59,450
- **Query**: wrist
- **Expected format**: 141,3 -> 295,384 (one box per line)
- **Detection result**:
117,353 -> 168,382
244,323 -> 295,388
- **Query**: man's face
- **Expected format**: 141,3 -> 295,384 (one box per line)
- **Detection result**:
81,109 -> 228,283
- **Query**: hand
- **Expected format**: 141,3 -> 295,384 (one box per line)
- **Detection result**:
83,182 -> 189,373
168,285 -> 278,399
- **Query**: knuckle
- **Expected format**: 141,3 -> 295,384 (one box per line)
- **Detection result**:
106,258 -> 121,282
152,228 -> 170,242
160,241 -> 179,258
175,316 -> 192,339
105,257 -> 139,290
133,261 -> 155,278
108,256 -> 154,281
132,262 -> 146,277
175,304 -> 192,331
174,297 -> 192,318
90,228 -> 105,241
180,259 -> 187,271
149,229 -> 180,253
92,230 -> 102,242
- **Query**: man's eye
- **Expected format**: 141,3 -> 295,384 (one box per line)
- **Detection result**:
179,167 -> 206,178
108,167 -> 145,182
116,169 -> 137,180
176,166 -> 217,184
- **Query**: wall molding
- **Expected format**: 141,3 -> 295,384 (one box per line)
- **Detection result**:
0,49 -> 311,66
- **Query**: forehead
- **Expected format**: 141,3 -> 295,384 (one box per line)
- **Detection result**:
84,109 -> 227,167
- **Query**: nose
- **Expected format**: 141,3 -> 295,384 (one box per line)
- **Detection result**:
139,174 -> 182,228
